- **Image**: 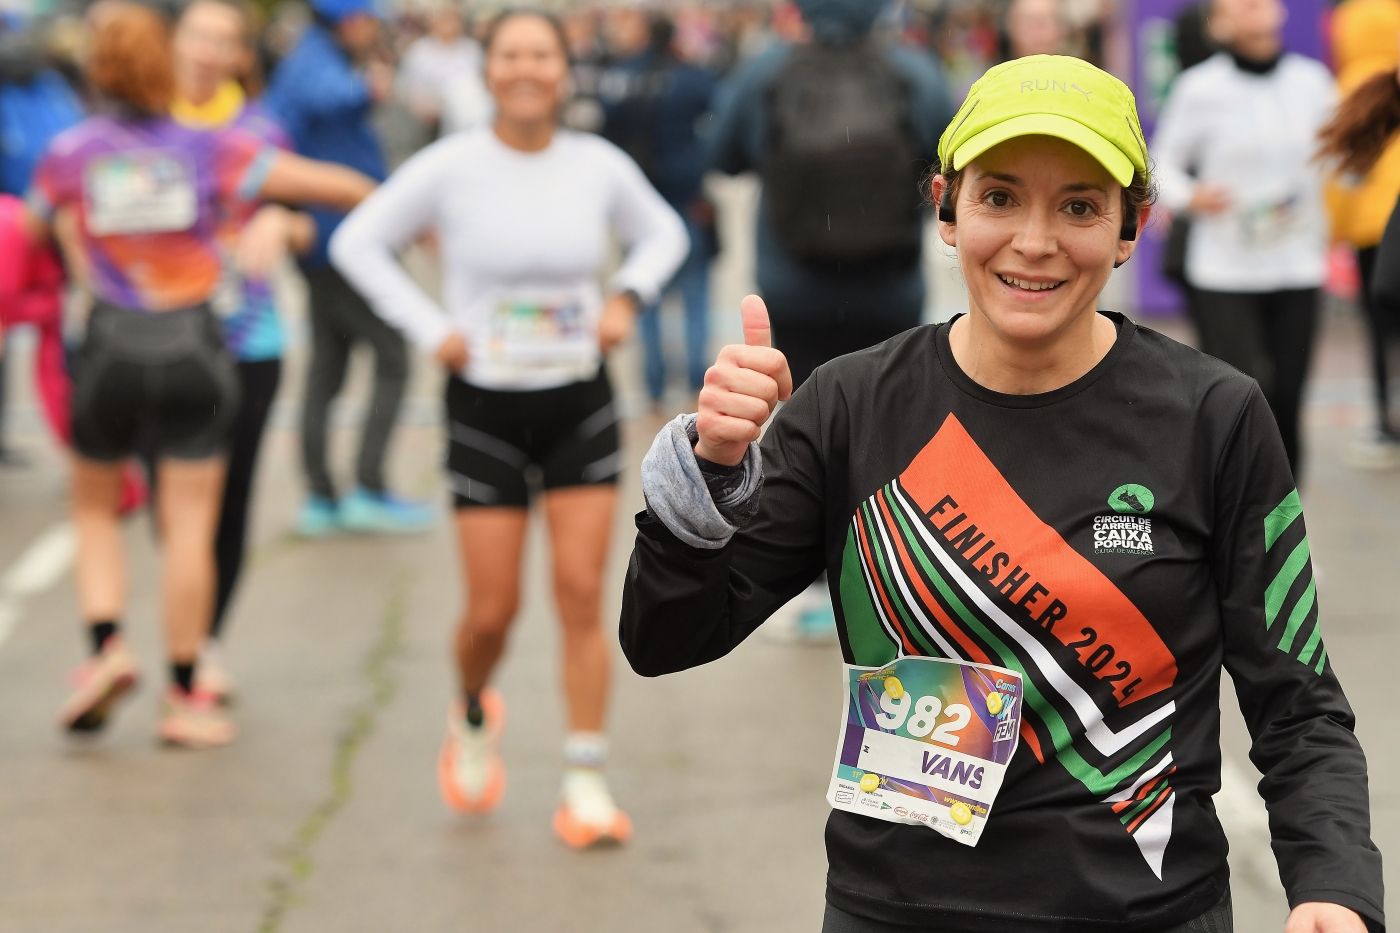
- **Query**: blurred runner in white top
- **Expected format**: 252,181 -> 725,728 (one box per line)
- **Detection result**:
397,4 -> 489,136
330,7 -> 685,851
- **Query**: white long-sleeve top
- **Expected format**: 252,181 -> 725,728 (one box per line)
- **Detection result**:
330,127 -> 688,390
1151,52 -> 1337,292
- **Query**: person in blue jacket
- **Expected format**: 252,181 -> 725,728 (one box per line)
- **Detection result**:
599,8 -> 718,413
265,0 -> 432,535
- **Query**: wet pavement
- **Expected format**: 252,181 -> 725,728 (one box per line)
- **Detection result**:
0,178 -> 1394,932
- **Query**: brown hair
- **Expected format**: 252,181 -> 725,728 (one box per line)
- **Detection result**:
483,7 -> 571,64
87,2 -> 175,115
1316,71 -> 1400,178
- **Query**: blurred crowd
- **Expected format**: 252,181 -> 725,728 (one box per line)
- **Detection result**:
0,0 -> 1126,450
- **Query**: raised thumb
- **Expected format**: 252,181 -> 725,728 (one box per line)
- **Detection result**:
740,294 -> 772,349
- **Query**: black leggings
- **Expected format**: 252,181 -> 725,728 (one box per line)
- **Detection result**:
300,264 -> 408,499
821,889 -> 1232,932
1355,247 -> 1399,436
1187,287 -> 1318,480
211,359 -> 281,639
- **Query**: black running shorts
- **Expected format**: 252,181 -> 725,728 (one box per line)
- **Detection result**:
72,302 -> 240,462
444,368 -> 621,509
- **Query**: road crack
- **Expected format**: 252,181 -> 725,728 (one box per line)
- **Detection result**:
257,576 -> 408,933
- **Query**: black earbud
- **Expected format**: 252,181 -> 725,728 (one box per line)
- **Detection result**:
1119,203 -> 1139,242
938,186 -> 957,224
1113,203 -> 1139,268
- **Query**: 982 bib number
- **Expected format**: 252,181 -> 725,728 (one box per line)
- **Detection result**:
874,687 -> 971,746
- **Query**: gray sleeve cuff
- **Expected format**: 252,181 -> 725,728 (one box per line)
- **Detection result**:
640,413 -> 763,549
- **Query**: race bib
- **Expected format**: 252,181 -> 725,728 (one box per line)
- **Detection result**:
827,656 -> 1023,846
85,150 -> 198,236
1237,193 -> 1304,249
481,289 -> 596,369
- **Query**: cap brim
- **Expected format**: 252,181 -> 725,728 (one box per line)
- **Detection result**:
951,113 -> 1135,187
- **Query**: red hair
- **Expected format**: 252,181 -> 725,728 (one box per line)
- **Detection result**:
87,2 -> 175,116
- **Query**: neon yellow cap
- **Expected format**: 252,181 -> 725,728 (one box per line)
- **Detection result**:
937,55 -> 1149,187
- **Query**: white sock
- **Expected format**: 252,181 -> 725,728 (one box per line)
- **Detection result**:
564,731 -> 608,770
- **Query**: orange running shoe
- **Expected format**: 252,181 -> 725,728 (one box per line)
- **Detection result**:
58,636 -> 139,734
438,689 -> 506,814
554,769 -> 633,849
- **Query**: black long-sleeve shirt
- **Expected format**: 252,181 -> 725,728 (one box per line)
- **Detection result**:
621,313 -> 1384,931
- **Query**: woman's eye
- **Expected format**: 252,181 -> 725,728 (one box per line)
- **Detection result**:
983,191 -> 1011,208
1065,200 -> 1098,218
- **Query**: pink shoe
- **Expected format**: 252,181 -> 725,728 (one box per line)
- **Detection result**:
438,689 -> 506,814
194,645 -> 236,705
158,688 -> 236,749
58,637 -> 139,734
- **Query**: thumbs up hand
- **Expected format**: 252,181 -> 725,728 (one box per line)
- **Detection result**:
694,295 -> 794,467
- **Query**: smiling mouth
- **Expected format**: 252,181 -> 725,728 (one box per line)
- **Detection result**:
997,274 -> 1065,292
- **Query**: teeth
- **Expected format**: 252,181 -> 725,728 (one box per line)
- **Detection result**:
999,275 -> 1061,291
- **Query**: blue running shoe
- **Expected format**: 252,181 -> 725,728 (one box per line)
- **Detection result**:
340,488 -> 435,534
796,602 -> 839,643
296,496 -> 342,538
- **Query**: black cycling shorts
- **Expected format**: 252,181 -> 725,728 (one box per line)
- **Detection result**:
72,302 -> 240,462
444,368 -> 621,509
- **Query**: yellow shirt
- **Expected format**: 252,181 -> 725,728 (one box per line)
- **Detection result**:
171,81 -> 245,130
1326,0 -> 1400,248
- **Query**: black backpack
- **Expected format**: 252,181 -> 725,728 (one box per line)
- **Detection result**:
762,41 -> 924,266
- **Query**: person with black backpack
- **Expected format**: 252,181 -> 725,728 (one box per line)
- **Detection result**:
709,0 -> 952,387
708,0 -> 953,639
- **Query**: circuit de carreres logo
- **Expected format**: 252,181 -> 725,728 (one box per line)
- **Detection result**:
1094,484 -> 1156,556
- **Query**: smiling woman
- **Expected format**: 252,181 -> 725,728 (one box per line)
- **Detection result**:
622,54 -> 1384,933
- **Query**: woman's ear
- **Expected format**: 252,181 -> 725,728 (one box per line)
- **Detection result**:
933,174 -> 956,248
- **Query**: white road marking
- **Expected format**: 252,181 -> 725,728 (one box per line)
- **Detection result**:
2,523 -> 76,597
0,522 -> 76,650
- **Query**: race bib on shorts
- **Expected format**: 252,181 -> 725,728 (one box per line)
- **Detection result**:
827,656 -> 1023,846
85,150 -> 198,236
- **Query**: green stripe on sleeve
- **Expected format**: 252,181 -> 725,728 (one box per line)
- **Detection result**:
1264,489 -> 1302,552
1314,647 -> 1328,676
1296,618 -> 1324,666
1264,537 -> 1311,630
1277,578 -> 1317,654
